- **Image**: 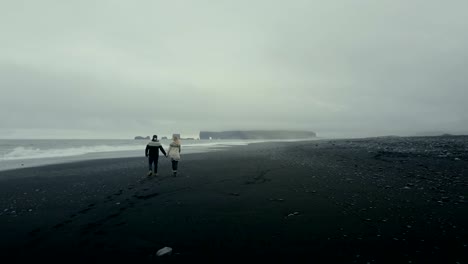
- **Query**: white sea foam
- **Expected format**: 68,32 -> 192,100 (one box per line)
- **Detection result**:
0,141 -> 253,161
0,139 -> 313,164
1,145 -> 142,161
181,141 -> 252,147
0,139 -> 318,171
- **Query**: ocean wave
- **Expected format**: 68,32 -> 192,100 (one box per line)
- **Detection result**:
0,140 -> 268,161
1,145 -> 143,161
182,141 -> 252,147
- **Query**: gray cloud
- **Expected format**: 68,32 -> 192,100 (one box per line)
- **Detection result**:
1,0 -> 467,138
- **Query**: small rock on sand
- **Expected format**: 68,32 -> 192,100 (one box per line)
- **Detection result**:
270,198 -> 284,202
287,212 -> 300,217
156,247 -> 172,257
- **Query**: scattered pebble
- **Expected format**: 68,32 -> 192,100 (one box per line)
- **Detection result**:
287,212 -> 300,217
156,247 -> 172,257
269,198 -> 284,202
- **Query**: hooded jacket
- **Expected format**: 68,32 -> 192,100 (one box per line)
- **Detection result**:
145,140 -> 167,157
168,142 -> 181,161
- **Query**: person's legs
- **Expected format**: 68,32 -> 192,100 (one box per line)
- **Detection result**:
171,160 -> 178,176
148,157 -> 154,176
154,156 -> 160,175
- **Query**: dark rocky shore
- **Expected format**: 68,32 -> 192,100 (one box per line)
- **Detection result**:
0,136 -> 467,263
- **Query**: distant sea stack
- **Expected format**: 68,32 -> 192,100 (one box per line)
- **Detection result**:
199,130 -> 316,140
134,136 -> 150,140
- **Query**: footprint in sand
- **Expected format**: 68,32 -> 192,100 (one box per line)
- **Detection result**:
132,193 -> 159,200
77,207 -> 92,214
53,219 -> 73,229
28,228 -> 41,237
81,222 -> 103,235
93,230 -> 107,236
53,223 -> 65,229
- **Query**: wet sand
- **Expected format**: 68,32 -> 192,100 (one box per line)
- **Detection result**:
0,137 -> 467,263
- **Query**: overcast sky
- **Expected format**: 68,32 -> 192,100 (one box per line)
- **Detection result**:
1,0 -> 467,139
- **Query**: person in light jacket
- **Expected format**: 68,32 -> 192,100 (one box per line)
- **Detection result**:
167,135 -> 181,176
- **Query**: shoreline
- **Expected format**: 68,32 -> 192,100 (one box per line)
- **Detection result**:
0,137 -> 466,262
3,135 -> 460,173
0,136 -> 406,173
0,138 -> 322,173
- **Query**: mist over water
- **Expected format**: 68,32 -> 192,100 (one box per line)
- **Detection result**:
1,1 -> 467,139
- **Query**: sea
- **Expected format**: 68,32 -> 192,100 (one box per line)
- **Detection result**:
0,139 -> 261,172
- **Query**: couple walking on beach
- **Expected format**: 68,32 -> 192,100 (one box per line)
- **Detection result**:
145,134 -> 181,177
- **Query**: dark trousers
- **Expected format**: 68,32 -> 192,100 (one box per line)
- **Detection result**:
171,160 -> 179,171
148,156 -> 159,172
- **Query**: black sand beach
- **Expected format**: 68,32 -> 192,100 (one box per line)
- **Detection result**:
0,137 -> 467,263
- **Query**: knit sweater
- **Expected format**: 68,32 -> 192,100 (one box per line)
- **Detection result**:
145,140 -> 167,157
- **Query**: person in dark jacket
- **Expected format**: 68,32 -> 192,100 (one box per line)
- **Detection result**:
145,135 -> 167,176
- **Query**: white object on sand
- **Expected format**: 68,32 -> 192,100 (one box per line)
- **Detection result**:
156,247 -> 173,257
287,212 -> 300,217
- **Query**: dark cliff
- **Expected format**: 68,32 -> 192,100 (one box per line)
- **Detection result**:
199,130 -> 316,140
134,136 -> 150,140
